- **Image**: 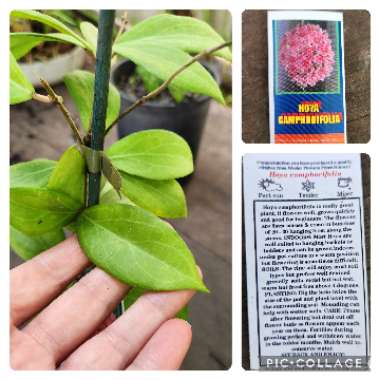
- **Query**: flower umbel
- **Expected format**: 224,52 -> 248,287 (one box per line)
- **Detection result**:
279,23 -> 335,89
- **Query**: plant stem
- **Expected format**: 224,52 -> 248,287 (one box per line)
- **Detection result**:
86,10 -> 115,207
106,40 -> 232,134
39,79 -> 84,145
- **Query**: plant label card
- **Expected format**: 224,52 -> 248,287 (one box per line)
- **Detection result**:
243,154 -> 369,370
268,11 -> 347,144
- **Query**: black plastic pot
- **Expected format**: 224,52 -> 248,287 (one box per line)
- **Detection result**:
111,60 -> 221,182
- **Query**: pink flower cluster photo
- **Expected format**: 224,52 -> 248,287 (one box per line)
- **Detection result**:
279,23 -> 335,89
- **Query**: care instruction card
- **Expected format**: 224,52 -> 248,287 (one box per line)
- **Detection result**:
268,11 -> 347,144
243,154 -> 369,370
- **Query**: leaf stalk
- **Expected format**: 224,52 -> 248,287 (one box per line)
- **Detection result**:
39,79 -> 84,145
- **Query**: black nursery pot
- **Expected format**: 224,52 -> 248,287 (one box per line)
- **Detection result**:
111,60 -> 221,183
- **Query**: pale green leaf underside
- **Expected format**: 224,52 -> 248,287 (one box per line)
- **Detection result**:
136,65 -> 162,93
120,172 -> 187,218
107,129 -> 193,180
77,204 -> 207,291
10,159 -> 56,188
136,65 -> 186,103
100,182 -> 133,206
10,32 -> 86,60
10,187 -> 82,235
10,226 -> 64,261
79,22 -> 98,54
64,70 -> 120,131
10,52 -> 34,105
113,43 -> 224,103
115,14 -> 231,61
10,10 -> 89,49
48,146 -> 86,205
168,84 -> 187,103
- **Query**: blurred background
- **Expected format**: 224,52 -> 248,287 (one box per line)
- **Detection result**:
10,9 -> 232,370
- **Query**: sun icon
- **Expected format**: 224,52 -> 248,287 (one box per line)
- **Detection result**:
258,178 -> 283,192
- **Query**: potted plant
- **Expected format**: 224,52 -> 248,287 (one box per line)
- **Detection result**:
10,10 -> 231,320
10,10 -> 91,86
11,10 -> 231,163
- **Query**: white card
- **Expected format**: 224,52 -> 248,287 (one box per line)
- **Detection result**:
243,154 -> 369,370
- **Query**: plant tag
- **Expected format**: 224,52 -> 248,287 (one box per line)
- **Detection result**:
243,154 -> 369,369
268,11 -> 346,143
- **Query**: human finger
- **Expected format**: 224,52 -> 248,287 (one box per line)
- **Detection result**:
11,236 -> 90,326
23,267 -> 129,366
127,318 -> 192,370
59,288 -> 195,370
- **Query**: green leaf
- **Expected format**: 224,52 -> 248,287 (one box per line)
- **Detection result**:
120,172 -> 187,218
10,10 -> 88,49
136,65 -> 162,93
47,146 -> 86,205
10,159 -> 65,253
10,52 -> 34,105
10,226 -> 65,261
10,159 -> 56,188
63,70 -> 120,131
107,130 -> 193,180
168,84 -> 187,103
10,32 -> 86,60
136,65 -> 187,103
100,182 -> 131,205
77,204 -> 207,292
176,305 -> 189,321
113,14 -> 230,102
10,157 -> 79,243
115,14 -> 231,61
113,43 -> 224,103
80,22 -> 98,54
45,10 -> 78,27
100,182 -> 133,207
10,188 -> 82,235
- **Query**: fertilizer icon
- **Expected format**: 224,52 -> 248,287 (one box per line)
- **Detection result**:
258,178 -> 283,192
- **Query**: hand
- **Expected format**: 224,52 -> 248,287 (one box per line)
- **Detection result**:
11,236 -> 194,370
